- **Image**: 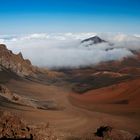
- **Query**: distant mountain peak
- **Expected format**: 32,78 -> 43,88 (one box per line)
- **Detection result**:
81,36 -> 107,46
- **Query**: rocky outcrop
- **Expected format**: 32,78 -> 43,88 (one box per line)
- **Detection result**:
0,44 -> 37,77
0,111 -> 57,140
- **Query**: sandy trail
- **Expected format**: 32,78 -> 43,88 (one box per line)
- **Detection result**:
2,79 -> 140,138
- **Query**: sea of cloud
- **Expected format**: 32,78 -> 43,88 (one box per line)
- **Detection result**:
0,32 -> 140,68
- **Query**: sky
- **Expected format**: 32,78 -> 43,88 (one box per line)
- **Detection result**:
0,0 -> 140,34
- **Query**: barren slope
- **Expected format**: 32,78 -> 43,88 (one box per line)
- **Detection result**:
0,78 -> 139,139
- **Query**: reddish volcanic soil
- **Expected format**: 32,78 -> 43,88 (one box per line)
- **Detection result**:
70,78 -> 140,106
0,78 -> 139,139
70,78 -> 140,132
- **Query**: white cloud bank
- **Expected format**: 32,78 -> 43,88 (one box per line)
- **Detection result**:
0,32 -> 140,68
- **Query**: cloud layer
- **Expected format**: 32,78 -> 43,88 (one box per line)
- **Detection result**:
0,33 -> 140,69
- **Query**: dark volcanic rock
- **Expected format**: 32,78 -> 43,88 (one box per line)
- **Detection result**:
81,36 -> 107,45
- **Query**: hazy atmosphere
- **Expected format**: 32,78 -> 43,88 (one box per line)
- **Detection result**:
0,33 -> 140,68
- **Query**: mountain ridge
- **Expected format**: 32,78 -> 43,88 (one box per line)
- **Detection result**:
0,44 -> 37,77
